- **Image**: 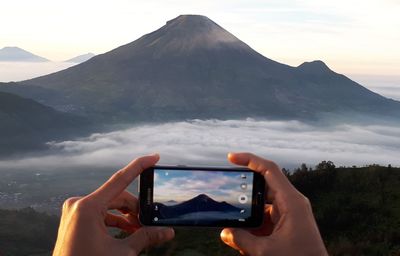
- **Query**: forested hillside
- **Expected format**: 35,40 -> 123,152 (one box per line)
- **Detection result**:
0,91 -> 90,156
1,163 -> 399,256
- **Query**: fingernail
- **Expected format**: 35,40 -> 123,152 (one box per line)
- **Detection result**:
166,227 -> 175,239
220,229 -> 231,243
160,227 -> 174,240
151,153 -> 160,158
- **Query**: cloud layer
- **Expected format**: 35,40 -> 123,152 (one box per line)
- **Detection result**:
1,119 -> 399,170
0,61 -> 76,82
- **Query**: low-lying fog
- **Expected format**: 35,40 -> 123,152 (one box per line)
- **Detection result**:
348,74 -> 400,101
1,119 -> 399,213
2,119 -> 400,170
0,62 -> 76,82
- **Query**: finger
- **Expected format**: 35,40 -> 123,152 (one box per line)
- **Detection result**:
228,152 -> 292,190
221,228 -> 263,255
62,196 -> 82,213
107,191 -> 142,228
123,214 -> 142,229
126,227 -> 175,253
250,204 -> 274,236
105,213 -> 139,233
108,190 -> 138,214
89,154 -> 160,203
228,152 -> 296,204
270,200 -> 281,225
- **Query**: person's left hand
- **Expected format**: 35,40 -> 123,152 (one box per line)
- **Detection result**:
53,154 -> 175,256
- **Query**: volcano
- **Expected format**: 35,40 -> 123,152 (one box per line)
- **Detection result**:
2,14 -> 399,123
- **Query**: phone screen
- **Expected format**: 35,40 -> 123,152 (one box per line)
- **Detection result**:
140,166 -> 265,227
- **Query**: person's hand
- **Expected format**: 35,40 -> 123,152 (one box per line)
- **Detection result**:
221,152 -> 328,256
53,154 -> 175,256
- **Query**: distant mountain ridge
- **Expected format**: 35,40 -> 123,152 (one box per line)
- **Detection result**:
0,14 -> 399,124
65,53 -> 95,63
0,46 -> 95,64
0,46 -> 49,62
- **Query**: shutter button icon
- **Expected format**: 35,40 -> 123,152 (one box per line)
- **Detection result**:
238,194 -> 248,204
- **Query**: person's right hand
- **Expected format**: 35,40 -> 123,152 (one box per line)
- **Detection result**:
221,152 -> 328,256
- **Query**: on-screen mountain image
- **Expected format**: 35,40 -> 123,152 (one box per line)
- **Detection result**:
154,194 -> 244,223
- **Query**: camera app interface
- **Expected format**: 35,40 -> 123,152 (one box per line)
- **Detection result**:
152,169 -> 254,225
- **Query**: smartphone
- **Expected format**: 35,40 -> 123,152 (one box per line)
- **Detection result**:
139,165 -> 266,227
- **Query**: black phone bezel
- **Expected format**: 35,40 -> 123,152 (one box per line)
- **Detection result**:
139,165 -> 265,228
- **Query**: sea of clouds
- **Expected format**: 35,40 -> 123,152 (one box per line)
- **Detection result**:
349,74 -> 400,101
0,62 -> 76,82
1,119 -> 399,170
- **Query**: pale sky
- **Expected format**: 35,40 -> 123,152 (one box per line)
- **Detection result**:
1,0 -> 400,76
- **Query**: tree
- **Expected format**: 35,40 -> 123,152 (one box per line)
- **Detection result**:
300,163 -> 308,172
282,168 -> 290,177
316,160 -> 335,171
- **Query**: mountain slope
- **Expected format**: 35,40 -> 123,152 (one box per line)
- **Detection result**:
0,82 -> 74,112
0,46 -> 49,62
9,15 -> 400,122
0,91 -> 88,156
293,61 -> 400,116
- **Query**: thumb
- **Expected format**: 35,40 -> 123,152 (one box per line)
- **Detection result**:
127,227 -> 175,253
221,228 -> 262,255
